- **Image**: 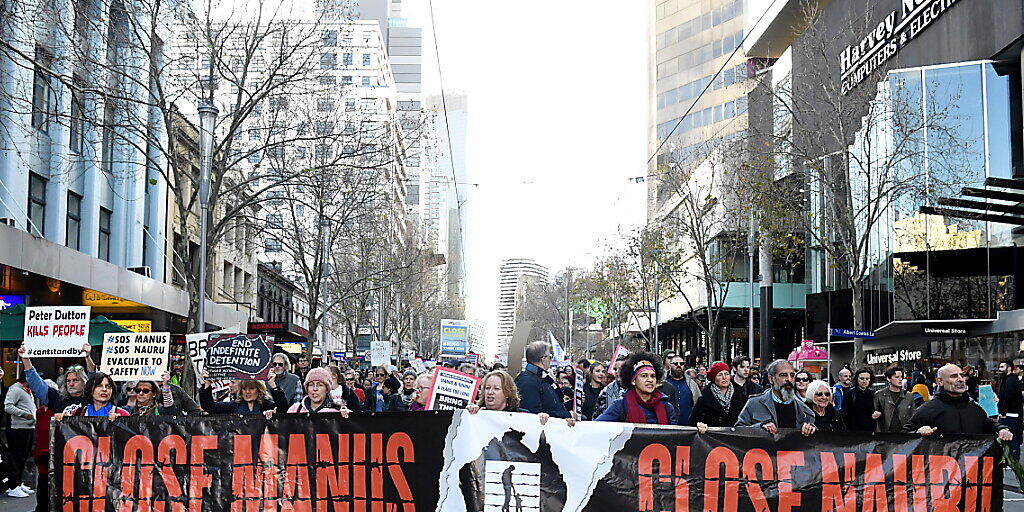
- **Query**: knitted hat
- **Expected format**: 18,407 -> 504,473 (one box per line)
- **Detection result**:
706,362 -> 730,383
304,367 -> 335,390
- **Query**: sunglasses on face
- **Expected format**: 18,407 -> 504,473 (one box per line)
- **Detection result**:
670,362 -> 684,366
134,388 -> 154,394
272,362 -> 287,367
815,392 -> 831,397
795,377 -> 810,382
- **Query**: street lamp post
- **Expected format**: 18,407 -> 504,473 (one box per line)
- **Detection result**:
196,102 -> 218,332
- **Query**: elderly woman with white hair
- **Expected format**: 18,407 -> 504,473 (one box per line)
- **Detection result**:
805,379 -> 845,433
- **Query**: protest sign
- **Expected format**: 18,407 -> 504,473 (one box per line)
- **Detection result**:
370,340 -> 391,367
979,384 -> 998,416
411,357 -> 427,374
55,411 -> 1002,512
23,306 -> 91,357
425,367 -> 480,410
100,332 -> 170,381
465,353 -> 479,365
185,326 -> 239,391
607,345 -> 630,376
439,319 -> 469,358
573,367 -> 586,416
205,334 -> 275,380
424,360 -> 437,369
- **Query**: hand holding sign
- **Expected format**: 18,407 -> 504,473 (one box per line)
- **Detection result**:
100,333 -> 170,381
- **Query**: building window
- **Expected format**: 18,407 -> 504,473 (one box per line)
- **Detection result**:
362,54 -> 371,66
98,208 -> 112,262
342,53 -> 353,66
265,238 -> 282,252
317,97 -> 334,112
319,75 -> 336,86
323,30 -> 337,47
69,79 -> 85,154
31,47 -> 56,133
345,99 -> 356,112
267,214 -> 283,229
342,75 -> 353,85
320,53 -> 336,70
27,173 -> 46,236
66,192 -> 82,250
361,76 -> 371,87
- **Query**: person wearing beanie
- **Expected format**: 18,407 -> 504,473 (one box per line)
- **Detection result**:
596,352 -> 676,425
287,368 -> 349,415
690,361 -> 746,430
399,370 -> 418,410
381,377 -> 406,412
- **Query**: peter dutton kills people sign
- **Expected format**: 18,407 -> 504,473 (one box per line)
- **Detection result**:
425,367 -> 480,411
100,332 -> 170,381
23,306 -> 91,357
205,334 -> 275,380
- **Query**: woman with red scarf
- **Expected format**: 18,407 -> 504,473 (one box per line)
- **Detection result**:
596,352 -> 675,425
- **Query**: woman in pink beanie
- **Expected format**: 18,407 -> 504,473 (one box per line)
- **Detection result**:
288,367 -> 350,416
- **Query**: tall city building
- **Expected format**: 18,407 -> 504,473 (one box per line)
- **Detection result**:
648,0 -> 749,216
425,92 -> 469,306
495,259 -> 549,358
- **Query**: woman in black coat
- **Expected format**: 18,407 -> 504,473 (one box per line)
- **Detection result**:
688,362 -> 745,428
806,380 -> 846,433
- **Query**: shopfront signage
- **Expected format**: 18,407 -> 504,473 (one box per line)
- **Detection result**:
0,294 -> 26,310
333,351 -> 346,360
111,319 -> 152,333
923,326 -> 968,337
82,290 -> 143,308
249,321 -> 287,331
866,348 -> 923,365
839,0 -> 963,94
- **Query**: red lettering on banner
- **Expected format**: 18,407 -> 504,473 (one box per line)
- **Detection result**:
315,434 -> 348,508
912,455 -> 928,512
94,436 -> 110,512
371,433 -> 384,511
776,451 -> 804,512
157,435 -> 186,512
233,435 -> 281,512
981,456 -> 994,512
703,447 -> 739,512
637,443 -> 670,512
283,434 -> 312,512
673,446 -> 691,512
741,449 -> 773,512
820,452 -> 857,512
861,453 -> 886,512
62,435 -> 94,512
353,433 -> 367,512
964,456 -> 979,512
120,435 -> 155,512
385,432 -> 416,511
930,455 -> 963,512
189,436 -> 216,512
892,454 -> 910,512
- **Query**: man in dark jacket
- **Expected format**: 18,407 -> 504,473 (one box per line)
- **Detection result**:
872,367 -> 916,432
731,356 -> 762,402
998,360 -> 1023,458
841,369 -> 877,431
905,363 -> 1012,441
515,342 -> 570,418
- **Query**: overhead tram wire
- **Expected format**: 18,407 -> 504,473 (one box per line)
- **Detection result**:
646,0 -> 784,165
426,0 -> 469,298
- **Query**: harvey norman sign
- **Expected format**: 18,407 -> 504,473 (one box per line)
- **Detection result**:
840,0 -> 963,94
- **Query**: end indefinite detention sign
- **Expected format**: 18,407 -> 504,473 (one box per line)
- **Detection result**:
100,332 -> 170,381
205,334 -> 275,380
23,306 -> 91,357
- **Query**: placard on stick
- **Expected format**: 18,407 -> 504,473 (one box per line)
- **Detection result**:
573,367 -> 586,416
205,334 -> 275,380
607,345 -> 631,377
100,332 -> 170,381
23,306 -> 91,357
425,367 -> 481,411
185,327 -> 238,392
370,340 -> 391,368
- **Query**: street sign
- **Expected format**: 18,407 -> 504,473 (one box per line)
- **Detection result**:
829,328 -> 876,339
333,351 -> 347,360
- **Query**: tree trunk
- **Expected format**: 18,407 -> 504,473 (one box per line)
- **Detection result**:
852,281 -> 865,366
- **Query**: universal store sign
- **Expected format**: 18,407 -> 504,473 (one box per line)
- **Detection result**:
839,0 -> 963,94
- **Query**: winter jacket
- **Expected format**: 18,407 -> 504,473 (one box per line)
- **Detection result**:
273,371 -> 303,405
735,390 -> 815,429
904,391 -> 1007,435
581,383 -> 603,420
287,396 -> 341,414
811,404 -> 846,433
667,376 -> 702,426
873,387 -> 917,432
67,404 -> 131,417
199,386 -> 288,415
596,394 -> 677,425
329,386 -> 362,412
688,383 -> 745,428
594,381 -> 625,418
170,383 -> 203,415
384,393 -> 408,412
998,374 -> 1024,417
841,387 -> 877,432
733,378 -> 763,402
514,364 -> 570,418
4,383 -> 35,429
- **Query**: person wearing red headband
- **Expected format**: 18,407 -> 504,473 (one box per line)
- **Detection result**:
596,352 -> 675,425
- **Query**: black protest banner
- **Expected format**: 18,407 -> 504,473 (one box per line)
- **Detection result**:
53,411 -> 1003,512
205,333 -> 274,380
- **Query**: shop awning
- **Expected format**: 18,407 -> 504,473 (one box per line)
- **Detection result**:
870,318 -> 994,343
0,304 -> 131,345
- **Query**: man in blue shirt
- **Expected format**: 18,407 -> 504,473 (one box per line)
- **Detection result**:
833,367 -> 853,411
514,342 -> 570,418
665,354 -> 700,425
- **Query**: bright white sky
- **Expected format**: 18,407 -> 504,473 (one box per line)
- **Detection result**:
405,0 -> 649,353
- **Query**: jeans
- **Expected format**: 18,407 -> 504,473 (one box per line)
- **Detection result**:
1002,416 -> 1023,459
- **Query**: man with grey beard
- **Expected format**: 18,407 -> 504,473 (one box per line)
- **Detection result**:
735,359 -> 816,436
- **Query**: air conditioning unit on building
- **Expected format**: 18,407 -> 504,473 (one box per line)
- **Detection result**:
128,266 -> 152,278
0,217 -> 16,227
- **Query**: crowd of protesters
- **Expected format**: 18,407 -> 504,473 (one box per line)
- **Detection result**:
0,338 -> 1020,510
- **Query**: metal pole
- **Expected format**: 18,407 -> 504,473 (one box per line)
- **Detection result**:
196,103 -> 218,333
653,259 -> 660,354
827,322 -> 832,382
748,208 -> 755,358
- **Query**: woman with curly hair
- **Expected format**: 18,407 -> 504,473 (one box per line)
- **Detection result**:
596,352 -> 676,425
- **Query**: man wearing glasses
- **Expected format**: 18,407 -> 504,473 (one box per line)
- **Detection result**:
665,354 -> 701,425
271,353 -> 302,405
735,359 -> 816,436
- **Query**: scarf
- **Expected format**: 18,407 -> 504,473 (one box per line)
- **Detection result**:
624,389 -> 669,424
134,401 -> 158,416
710,384 -> 733,411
